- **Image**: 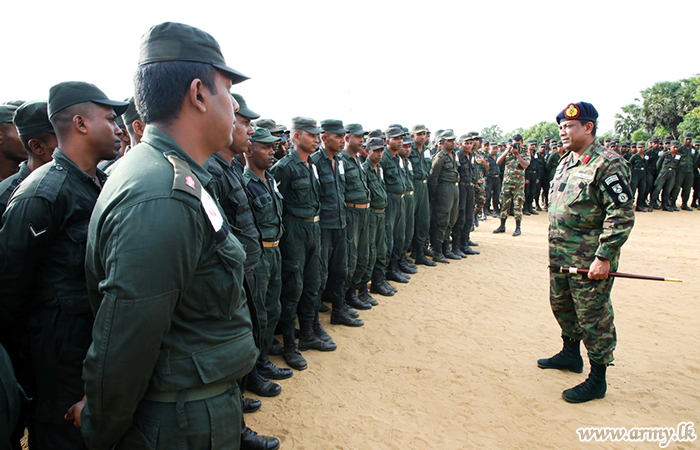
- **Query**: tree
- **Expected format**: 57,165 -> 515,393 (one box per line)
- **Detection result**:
614,103 -> 643,140
522,121 -> 559,144
630,129 -> 650,143
640,79 -> 699,138
480,125 -> 503,143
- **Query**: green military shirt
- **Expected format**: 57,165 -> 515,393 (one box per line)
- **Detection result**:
363,160 -> 387,210
204,153 -> 262,270
656,151 -> 681,172
380,149 -> 406,196
456,149 -> 476,184
400,157 -> 415,193
408,143 -> 432,181
81,127 -> 257,449
629,153 -> 645,171
243,167 -> 284,242
546,152 -> 561,182
270,150 -> 321,219
428,149 -> 459,197
340,150 -> 370,205
549,143 -> 635,266
0,149 -> 105,320
309,149 -> 346,229
677,146 -> 694,173
0,161 -> 31,212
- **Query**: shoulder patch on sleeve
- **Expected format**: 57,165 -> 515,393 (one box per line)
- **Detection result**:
600,172 -> 632,206
167,154 -> 201,200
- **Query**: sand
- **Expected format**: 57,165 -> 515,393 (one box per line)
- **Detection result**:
246,209 -> 700,450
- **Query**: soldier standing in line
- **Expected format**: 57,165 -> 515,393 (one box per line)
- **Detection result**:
408,124 -> 436,266
428,130 -> 461,262
628,142 -> 647,212
493,133 -> 530,236
524,139 -> 540,216
670,131 -> 695,210
539,102 -> 634,404
651,140 -> 682,212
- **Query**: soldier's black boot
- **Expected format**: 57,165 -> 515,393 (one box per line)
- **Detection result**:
562,360 -> 607,403
414,246 -> 437,266
282,331 -> 307,370
523,203 -> 531,215
345,285 -> 371,310
452,245 -> 467,258
432,250 -> 450,264
370,274 -> 395,297
443,242 -> 461,260
241,426 -> 281,450
537,336 -> 584,373
530,203 -> 539,215
330,297 -> 364,327
386,261 -> 409,283
246,366 -> 281,397
358,282 -> 378,306
398,257 -> 418,274
313,310 -> 336,343
512,219 -> 522,236
493,218 -> 506,233
256,353 -> 293,380
298,320 -> 337,351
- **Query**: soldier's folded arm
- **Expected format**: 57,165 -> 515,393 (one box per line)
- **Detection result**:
81,198 -> 202,449
428,154 -> 443,198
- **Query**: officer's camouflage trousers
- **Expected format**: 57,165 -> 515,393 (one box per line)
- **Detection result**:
500,181 -> 525,220
474,179 -> 486,215
549,271 -> 616,364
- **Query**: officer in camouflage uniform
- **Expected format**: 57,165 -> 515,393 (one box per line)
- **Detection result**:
538,102 -> 635,404
473,136 -> 488,222
428,129 -> 460,262
493,134 -> 530,236
629,142 -> 647,212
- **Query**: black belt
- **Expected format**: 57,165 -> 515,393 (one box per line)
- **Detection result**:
459,182 -> 474,187
388,192 -> 404,198
371,208 -> 385,214
487,174 -> 500,177
290,215 -> 320,222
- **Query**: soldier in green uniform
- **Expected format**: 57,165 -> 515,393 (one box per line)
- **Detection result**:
408,124 -> 435,266
629,142 -> 647,212
399,133 -> 419,274
473,136 -> 488,222
271,117 -> 326,372
0,104 -> 26,181
364,138 -> 395,297
0,81 -> 127,449
493,134 -> 530,236
79,23 -> 259,450
538,102 -> 634,404
651,141 -> 681,211
340,123 -> 375,308
428,129 -> 460,262
670,132 -> 695,210
692,139 -> 700,209
452,134 -> 476,259
0,101 -> 56,212
380,126 -> 410,283
312,119 -> 364,328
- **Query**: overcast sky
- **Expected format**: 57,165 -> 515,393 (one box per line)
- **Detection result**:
4,0 -> 698,135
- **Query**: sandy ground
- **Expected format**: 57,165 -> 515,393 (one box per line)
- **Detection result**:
245,209 -> 700,450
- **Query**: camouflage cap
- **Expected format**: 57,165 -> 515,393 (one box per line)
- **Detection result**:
48,81 -> 128,119
411,124 -> 427,134
366,137 -> 385,150
138,22 -> 249,84
254,118 -> 282,133
345,123 -> 366,136
232,93 -> 260,120
0,104 -> 19,123
12,101 -> 54,136
292,117 -> 322,134
251,127 -> 281,143
385,126 -> 405,138
321,119 -> 347,134
122,96 -> 141,126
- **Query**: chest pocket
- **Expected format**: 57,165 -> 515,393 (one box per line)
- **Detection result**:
290,170 -> 311,192
204,233 -> 246,319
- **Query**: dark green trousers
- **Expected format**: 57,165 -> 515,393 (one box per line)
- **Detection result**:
403,192 -> 416,255
345,207 -> 370,289
366,210 -> 386,282
385,195 -> 406,264
671,171 -> 693,205
256,247 -> 281,354
412,181 -> 430,251
278,218 -> 321,332
430,183 -> 459,248
319,228 -> 348,305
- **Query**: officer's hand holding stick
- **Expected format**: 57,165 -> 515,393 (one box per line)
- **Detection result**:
550,265 -> 682,282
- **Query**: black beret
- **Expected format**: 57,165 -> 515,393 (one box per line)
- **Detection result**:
556,101 -> 599,125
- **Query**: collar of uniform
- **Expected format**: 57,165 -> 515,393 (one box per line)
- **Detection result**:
318,148 -> 338,163
211,151 -> 232,168
17,161 -> 31,179
566,143 -> 597,168
341,149 -> 360,166
243,165 -> 264,184
141,126 -> 212,187
52,147 -> 106,184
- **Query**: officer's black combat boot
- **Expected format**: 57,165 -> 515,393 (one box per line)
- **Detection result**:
537,336 -> 584,373
386,261 -> 409,283
358,283 -> 378,306
381,275 -> 398,293
512,219 -> 522,236
345,285 -> 371,310
413,246 -> 437,266
562,360 -> 607,403
312,310 -> 335,343
282,331 -> 308,371
241,426 -> 281,450
443,242 -> 461,260
256,352 -> 293,380
246,366 -> 281,397
298,320 -> 337,351
493,218 -> 506,233
330,298 -> 364,327
370,274 -> 395,296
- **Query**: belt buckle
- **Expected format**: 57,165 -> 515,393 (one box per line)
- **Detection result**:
313,216 -> 320,222
422,179 -> 427,184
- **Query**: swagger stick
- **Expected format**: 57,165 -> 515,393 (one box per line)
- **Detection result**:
549,266 -> 682,282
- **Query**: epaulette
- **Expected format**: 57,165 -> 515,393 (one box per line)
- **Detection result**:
167,154 -> 201,200
33,163 -> 68,203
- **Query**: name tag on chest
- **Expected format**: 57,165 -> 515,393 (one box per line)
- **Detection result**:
572,172 -> 594,181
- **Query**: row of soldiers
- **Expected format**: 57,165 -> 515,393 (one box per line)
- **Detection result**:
602,135 -> 700,212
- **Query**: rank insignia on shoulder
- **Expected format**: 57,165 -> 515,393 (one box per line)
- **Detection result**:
185,176 -> 196,190
564,103 -> 580,119
582,154 -> 590,164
